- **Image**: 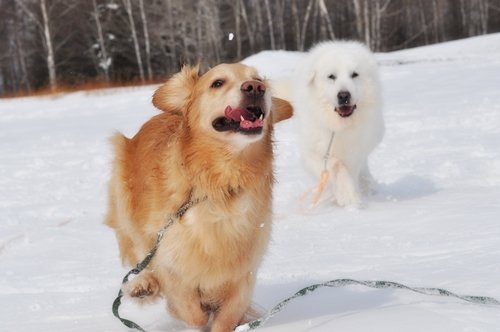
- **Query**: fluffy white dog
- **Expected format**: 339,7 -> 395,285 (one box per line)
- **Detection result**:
293,41 -> 384,207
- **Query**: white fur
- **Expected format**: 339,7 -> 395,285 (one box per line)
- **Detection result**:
294,41 -> 385,207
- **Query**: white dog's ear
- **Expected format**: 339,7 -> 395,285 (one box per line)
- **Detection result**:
152,65 -> 200,113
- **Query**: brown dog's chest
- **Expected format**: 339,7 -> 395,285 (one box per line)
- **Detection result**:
154,192 -> 271,287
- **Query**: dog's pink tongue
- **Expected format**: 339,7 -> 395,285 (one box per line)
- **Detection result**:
224,106 -> 254,122
224,106 -> 263,129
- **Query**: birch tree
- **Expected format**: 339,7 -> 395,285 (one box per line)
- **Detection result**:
263,0 -> 275,50
122,0 -> 144,81
139,0 -> 152,80
91,0 -> 110,81
300,0 -> 315,51
291,0 -> 301,50
318,0 -> 335,40
460,0 -> 489,36
14,0 -> 57,90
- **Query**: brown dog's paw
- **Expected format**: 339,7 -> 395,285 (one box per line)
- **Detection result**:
123,273 -> 160,303
129,284 -> 155,298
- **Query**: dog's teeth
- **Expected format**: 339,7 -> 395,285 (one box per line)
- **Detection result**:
240,115 -> 245,122
259,115 -> 263,120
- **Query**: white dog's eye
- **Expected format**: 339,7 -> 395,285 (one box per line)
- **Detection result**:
351,72 -> 359,78
328,74 -> 336,80
211,79 -> 224,88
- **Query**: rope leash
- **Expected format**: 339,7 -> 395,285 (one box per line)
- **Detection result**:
236,278 -> 500,331
311,130 -> 335,205
112,193 -> 206,332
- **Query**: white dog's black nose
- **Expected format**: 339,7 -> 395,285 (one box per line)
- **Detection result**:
241,80 -> 266,99
337,91 -> 351,105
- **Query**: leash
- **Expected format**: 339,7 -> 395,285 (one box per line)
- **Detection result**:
312,130 -> 335,205
112,192 -> 206,332
236,278 -> 500,331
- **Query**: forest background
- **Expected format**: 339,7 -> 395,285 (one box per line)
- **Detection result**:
1,0 -> 498,96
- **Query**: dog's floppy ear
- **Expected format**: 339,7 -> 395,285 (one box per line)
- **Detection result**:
152,64 -> 200,113
271,97 -> 293,124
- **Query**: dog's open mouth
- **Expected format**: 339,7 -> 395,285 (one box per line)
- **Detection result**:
334,105 -> 357,118
212,105 -> 265,135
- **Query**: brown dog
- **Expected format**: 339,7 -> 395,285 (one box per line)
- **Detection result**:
105,63 -> 293,331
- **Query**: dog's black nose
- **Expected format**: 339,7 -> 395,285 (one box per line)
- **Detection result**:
241,80 -> 266,99
337,91 -> 351,105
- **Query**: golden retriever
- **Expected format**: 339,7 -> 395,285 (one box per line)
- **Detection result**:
105,63 -> 293,332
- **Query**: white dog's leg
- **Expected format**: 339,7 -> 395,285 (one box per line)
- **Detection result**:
359,160 -> 376,195
330,158 -> 361,207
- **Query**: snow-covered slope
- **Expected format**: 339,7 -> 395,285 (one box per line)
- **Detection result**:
1,34 -> 500,331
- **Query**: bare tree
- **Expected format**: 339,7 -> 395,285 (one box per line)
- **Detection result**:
14,0 -> 57,90
91,0 -> 110,81
318,0 -> 335,40
275,0 -> 287,49
460,0 -> 489,36
138,0 -> 152,80
12,0 -> 32,92
122,0 -> 144,81
234,0 -> 242,58
163,0 -> 178,67
264,0 -> 275,50
300,0 -> 315,51
373,0 -> 392,50
352,0 -> 363,39
40,0 -> 56,90
291,0 -> 301,49
239,1 -> 255,52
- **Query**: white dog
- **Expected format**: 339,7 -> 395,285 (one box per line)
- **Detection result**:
293,41 -> 384,207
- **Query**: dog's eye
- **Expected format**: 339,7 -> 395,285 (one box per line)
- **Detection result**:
211,79 -> 224,88
351,72 -> 359,78
328,74 -> 336,80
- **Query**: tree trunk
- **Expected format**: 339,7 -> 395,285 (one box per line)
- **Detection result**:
196,3 -> 204,61
363,0 -> 371,48
253,1 -> 265,49
234,0 -> 241,59
123,0 -> 144,81
40,0 -> 56,91
352,0 -> 363,39
239,1 -> 255,52
164,0 -> 177,69
373,0 -> 391,51
139,0 -> 152,80
264,0 -> 275,50
92,0 -> 110,81
291,0 -> 301,50
312,0 -> 319,42
13,0 -> 31,92
480,0 -> 489,34
318,0 -> 335,40
417,0 -> 429,44
300,0 -> 315,51
275,0 -> 286,49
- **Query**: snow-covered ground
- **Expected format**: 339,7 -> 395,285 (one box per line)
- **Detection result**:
1,34 -> 500,331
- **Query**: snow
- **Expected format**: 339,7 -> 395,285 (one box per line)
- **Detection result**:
1,33 -> 500,331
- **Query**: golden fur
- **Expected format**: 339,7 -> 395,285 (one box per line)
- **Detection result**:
105,63 -> 292,331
